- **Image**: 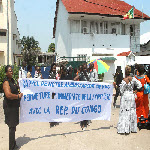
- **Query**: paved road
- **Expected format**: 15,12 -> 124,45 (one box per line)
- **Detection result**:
0,94 -> 150,150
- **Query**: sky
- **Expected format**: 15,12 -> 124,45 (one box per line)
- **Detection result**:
15,0 -> 150,52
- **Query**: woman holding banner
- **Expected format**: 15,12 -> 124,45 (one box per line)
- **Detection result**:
3,65 -> 23,150
117,66 -> 142,134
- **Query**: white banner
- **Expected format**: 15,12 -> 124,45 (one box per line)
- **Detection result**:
19,79 -> 113,123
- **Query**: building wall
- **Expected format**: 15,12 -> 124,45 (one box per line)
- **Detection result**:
136,42 -> 150,56
135,56 -> 150,64
102,61 -> 115,83
9,0 -> 21,65
55,0 -> 71,59
71,33 -> 130,57
0,0 -> 7,65
147,43 -> 150,51
0,52 -> 4,66
56,19 -> 141,59
0,0 -> 7,28
0,0 -> 21,65
130,24 -> 140,53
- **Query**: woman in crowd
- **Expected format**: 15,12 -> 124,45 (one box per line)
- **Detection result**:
49,63 -> 56,79
34,67 -> 43,79
74,64 -> 89,130
113,66 -> 123,108
60,64 -> 66,80
135,64 -> 150,122
3,65 -> 23,150
27,65 -> 32,78
65,65 -> 74,80
146,65 -> 150,80
117,66 -> 142,134
89,62 -> 98,82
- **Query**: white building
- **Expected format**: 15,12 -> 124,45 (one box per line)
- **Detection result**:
53,0 -> 150,82
0,0 -> 21,66
135,40 -> 150,56
37,52 -> 56,66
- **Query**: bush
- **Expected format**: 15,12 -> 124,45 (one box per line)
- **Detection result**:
0,66 -> 5,93
12,64 -> 20,83
0,64 -> 20,93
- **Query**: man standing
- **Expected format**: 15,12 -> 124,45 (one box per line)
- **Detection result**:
19,61 -> 27,78
113,66 -> 123,108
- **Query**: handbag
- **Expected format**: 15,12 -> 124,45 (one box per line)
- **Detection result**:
144,76 -> 150,94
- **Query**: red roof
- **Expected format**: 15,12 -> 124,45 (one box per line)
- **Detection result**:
117,51 -> 131,56
62,0 -> 150,18
53,0 -> 150,37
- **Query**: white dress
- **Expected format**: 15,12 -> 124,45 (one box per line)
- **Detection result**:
117,77 -> 142,134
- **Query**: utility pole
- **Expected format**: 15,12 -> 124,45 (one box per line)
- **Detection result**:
7,0 -> 9,65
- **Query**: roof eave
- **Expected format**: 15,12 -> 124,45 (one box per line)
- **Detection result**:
68,12 -> 123,18
68,12 -> 150,20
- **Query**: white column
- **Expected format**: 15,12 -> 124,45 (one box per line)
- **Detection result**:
80,19 -> 81,33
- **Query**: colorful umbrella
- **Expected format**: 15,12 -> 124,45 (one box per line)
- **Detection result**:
88,59 -> 110,74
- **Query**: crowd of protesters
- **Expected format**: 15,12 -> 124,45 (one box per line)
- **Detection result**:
21,61 -> 98,82
2,61 -> 150,149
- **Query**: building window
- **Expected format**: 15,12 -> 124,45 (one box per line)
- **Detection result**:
110,22 -> 120,34
90,22 -> 99,34
130,25 -> 135,36
95,22 -> 99,34
0,32 -> 6,36
38,56 -> 42,63
100,22 -> 103,34
70,20 -> 80,33
90,21 -> 95,34
103,22 -> 108,34
81,21 -> 88,33
121,23 -> 125,35
99,22 -> 108,34
77,54 -> 87,61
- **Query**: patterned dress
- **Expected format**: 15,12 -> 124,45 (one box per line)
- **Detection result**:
117,77 -> 142,134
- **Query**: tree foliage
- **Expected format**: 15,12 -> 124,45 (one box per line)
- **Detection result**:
21,36 -> 41,65
48,43 -> 55,52
0,65 -> 5,93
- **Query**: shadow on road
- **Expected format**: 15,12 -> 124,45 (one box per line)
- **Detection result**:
16,125 -> 113,149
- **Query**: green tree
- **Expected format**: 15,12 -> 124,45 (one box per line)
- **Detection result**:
0,64 -> 20,93
0,65 -> 5,93
21,36 -> 41,65
48,43 -> 55,52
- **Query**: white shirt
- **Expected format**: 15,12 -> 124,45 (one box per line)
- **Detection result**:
34,72 -> 42,79
19,67 -> 27,78
89,69 -> 98,82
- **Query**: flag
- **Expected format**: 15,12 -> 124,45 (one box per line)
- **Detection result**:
123,7 -> 134,20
